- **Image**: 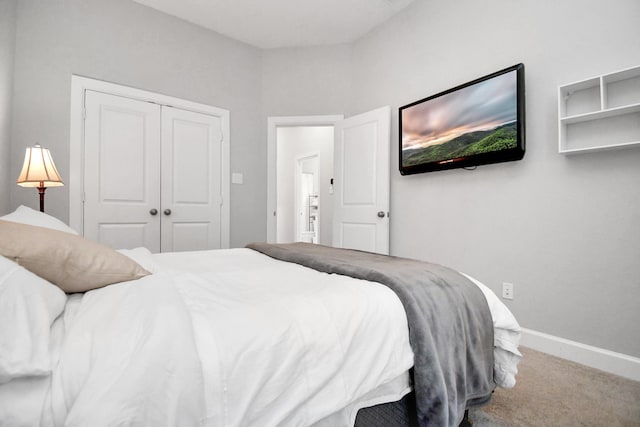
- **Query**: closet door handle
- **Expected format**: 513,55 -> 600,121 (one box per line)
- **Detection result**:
149,209 -> 158,216
164,209 -> 172,216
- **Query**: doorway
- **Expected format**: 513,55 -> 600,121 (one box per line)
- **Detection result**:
276,126 -> 332,244
267,109 -> 390,253
267,115 -> 343,245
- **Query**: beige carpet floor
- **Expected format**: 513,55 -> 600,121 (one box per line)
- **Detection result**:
469,346 -> 640,426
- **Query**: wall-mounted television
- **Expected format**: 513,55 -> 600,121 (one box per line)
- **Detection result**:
399,63 -> 525,175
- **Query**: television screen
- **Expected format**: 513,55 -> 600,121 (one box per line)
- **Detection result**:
399,63 -> 525,175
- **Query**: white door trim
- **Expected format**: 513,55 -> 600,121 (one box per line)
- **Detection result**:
69,75 -> 230,248
266,115 -> 343,243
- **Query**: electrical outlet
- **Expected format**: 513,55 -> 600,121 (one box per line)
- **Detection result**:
502,282 -> 514,300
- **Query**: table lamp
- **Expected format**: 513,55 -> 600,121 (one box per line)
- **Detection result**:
16,144 -> 64,213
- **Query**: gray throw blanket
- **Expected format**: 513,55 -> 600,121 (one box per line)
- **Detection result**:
246,242 -> 494,427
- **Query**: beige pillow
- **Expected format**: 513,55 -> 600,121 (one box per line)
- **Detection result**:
0,220 -> 150,293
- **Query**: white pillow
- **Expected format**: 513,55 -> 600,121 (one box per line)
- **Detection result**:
117,247 -> 160,274
0,205 -> 78,235
0,256 -> 66,383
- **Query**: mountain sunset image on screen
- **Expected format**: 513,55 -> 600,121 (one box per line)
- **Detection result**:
401,70 -> 518,167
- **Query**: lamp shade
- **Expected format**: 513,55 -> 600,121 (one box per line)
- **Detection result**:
16,144 -> 64,188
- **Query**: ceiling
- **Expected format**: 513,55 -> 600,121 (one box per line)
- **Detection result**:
131,0 -> 416,49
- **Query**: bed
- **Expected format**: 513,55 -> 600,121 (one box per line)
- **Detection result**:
0,206 -> 522,427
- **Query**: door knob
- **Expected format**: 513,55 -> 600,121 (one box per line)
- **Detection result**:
149,209 -> 158,216
164,209 -> 172,216
377,211 -> 386,218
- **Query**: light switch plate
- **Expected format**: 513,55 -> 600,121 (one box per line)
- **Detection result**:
231,172 -> 243,184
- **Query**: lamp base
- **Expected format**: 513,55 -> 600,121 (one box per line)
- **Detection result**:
37,185 -> 46,213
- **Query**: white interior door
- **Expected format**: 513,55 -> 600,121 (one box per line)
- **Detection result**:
161,106 -> 223,252
83,90 -> 162,252
333,106 -> 390,254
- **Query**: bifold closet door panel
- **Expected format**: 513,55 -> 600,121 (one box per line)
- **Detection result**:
160,106 -> 223,252
83,90 -> 162,252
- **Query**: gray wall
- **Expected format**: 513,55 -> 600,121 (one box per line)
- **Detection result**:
0,0 -> 17,214
9,0 -> 264,247
262,45 -> 352,117
349,0 -> 640,357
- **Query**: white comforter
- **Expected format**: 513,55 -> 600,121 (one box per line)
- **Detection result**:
1,248 -> 521,427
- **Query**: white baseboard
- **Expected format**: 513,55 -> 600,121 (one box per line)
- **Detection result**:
520,328 -> 640,382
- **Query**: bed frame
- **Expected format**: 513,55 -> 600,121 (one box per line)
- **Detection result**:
354,392 -> 473,427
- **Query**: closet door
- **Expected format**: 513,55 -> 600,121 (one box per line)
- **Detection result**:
84,91 -> 162,252
161,106 -> 223,252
